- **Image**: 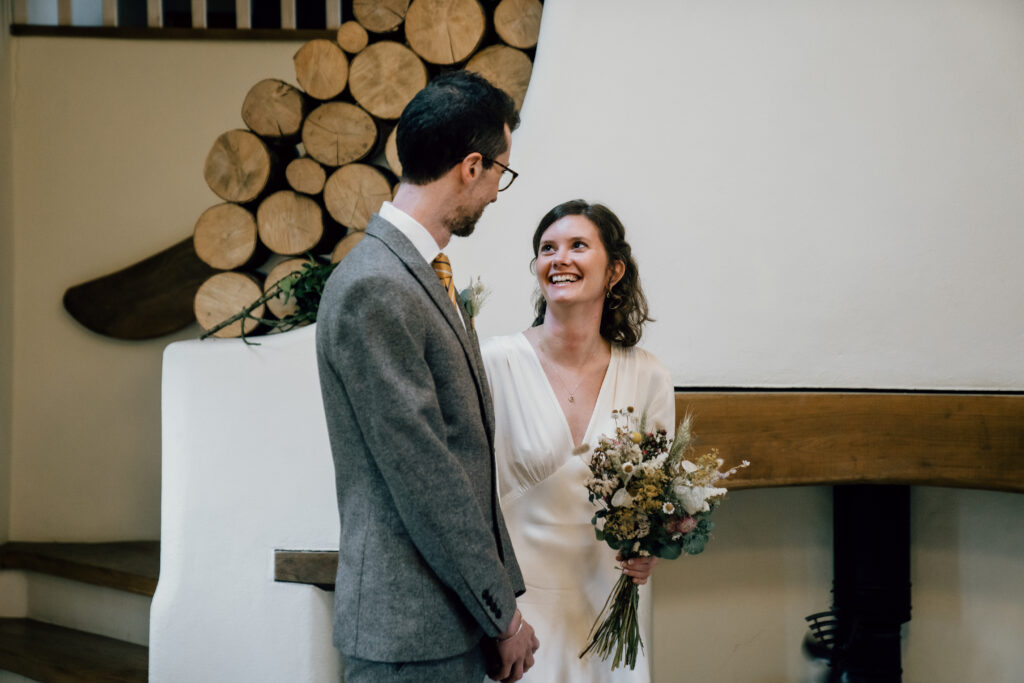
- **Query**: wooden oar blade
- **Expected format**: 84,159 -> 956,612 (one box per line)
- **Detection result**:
63,237 -> 217,340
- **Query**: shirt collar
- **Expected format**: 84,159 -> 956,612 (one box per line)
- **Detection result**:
378,201 -> 442,265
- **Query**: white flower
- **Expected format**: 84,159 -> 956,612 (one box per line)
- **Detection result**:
622,462 -> 636,476
680,460 -> 698,474
641,452 -> 668,476
676,485 -> 710,515
676,484 -> 728,514
611,487 -> 634,508
662,501 -> 675,514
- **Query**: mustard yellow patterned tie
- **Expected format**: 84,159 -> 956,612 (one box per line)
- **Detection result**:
431,253 -> 459,310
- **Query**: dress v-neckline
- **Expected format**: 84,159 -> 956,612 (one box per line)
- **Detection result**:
517,332 -> 615,452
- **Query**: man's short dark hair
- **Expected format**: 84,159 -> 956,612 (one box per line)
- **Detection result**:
396,70 -> 520,185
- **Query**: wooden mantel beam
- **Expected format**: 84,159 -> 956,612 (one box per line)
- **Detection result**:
275,390 -> 1024,588
675,391 -> 1024,493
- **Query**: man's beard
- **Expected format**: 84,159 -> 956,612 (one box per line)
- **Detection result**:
446,203 -> 485,238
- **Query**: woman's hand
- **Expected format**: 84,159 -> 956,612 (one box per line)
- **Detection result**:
617,552 -> 658,585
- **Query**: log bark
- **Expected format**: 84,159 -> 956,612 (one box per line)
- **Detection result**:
466,45 -> 533,111
203,130 -> 273,204
302,102 -> 378,167
257,190 -> 326,255
404,0 -> 485,65
241,79 -> 308,141
336,20 -> 369,54
192,203 -> 260,270
293,39 -> 349,101
353,0 -> 410,34
285,157 -> 327,195
493,0 -> 542,50
264,257 -> 314,319
349,41 -> 428,120
194,271 -> 265,338
384,125 -> 402,177
324,163 -> 393,230
331,231 -> 366,263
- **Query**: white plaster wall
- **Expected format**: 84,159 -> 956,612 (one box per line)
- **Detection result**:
154,331 -> 1024,680
150,326 -> 342,682
457,0 -> 1024,391
2,0 -> 1022,678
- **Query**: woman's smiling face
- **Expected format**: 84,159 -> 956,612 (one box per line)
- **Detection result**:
535,215 -> 624,308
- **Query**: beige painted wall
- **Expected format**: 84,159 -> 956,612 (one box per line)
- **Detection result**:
1,0 -> 15,544
8,37 -> 304,540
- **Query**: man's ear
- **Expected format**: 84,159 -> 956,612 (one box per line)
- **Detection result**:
459,153 -> 484,185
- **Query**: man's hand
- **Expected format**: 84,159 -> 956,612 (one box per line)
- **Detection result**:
486,609 -> 540,682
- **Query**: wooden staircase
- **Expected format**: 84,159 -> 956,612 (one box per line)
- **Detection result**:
0,542 -> 158,682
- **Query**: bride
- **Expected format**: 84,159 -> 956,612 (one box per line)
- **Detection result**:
483,200 -> 675,681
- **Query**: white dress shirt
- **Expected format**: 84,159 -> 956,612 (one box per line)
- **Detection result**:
377,202 -> 465,326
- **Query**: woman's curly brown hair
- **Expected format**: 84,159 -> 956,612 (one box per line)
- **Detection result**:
530,200 -> 652,347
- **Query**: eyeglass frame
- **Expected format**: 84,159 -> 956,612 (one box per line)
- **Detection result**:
482,157 -> 519,192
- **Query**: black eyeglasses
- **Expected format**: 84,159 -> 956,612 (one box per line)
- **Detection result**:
484,157 -> 519,192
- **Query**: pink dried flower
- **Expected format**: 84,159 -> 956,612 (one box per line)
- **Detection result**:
667,515 -> 698,534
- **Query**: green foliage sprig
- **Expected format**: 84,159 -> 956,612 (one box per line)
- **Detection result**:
199,257 -> 336,344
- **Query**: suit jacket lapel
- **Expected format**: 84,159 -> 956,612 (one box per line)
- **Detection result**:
365,217 -> 495,448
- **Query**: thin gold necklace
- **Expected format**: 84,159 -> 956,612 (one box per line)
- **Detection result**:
538,338 -> 601,404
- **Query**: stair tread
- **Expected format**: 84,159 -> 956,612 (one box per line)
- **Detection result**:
0,618 -> 147,683
0,541 -> 159,597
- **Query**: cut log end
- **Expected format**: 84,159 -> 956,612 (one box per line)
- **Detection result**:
405,0 -> 486,65
332,231 -> 366,263
241,79 -> 307,140
494,0 -> 543,50
203,130 -> 272,204
349,41 -> 428,120
384,126 -> 402,177
294,39 -> 349,101
193,203 -> 259,270
466,45 -> 534,111
302,102 -> 378,167
324,164 -> 394,230
194,271 -> 265,338
264,257 -> 315,319
337,21 -> 369,54
353,0 -> 410,34
257,190 -> 325,255
286,157 -> 327,195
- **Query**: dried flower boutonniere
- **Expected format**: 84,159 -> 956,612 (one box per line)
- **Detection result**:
458,276 -> 490,329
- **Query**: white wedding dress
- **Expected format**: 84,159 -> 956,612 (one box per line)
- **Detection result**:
482,333 -> 675,682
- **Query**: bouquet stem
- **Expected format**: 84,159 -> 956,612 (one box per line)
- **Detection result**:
579,572 -> 643,670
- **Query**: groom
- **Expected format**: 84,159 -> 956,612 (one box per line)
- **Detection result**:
315,71 -> 538,682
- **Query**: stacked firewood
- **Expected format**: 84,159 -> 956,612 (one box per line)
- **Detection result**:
193,0 -> 543,338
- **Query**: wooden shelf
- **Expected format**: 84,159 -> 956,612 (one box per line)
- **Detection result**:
275,550 -> 337,589
0,618 -> 147,683
0,541 -> 159,597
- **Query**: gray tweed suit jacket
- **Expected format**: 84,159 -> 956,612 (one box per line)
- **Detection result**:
315,215 -> 525,663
